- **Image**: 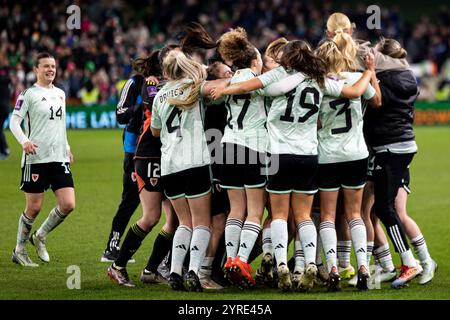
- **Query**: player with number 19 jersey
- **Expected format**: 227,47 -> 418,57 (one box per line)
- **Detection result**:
13,84 -> 69,167
263,77 -> 343,194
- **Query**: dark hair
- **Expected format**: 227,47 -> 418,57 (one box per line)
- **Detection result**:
158,44 -> 180,66
377,37 -> 407,59
218,27 -> 257,69
280,40 -> 327,87
34,52 -> 55,67
132,50 -> 162,77
179,22 -> 217,55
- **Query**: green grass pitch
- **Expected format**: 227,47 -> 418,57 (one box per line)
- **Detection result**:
0,127 -> 449,300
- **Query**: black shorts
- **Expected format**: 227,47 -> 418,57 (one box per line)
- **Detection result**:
135,158 -> 163,193
266,154 -> 318,194
318,158 -> 368,191
220,143 -> 267,189
162,165 -> 212,200
20,162 -> 74,193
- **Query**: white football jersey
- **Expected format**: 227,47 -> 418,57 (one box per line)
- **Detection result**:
151,79 -> 211,176
13,84 -> 69,166
318,72 -> 375,163
221,68 -> 268,153
264,75 -> 343,155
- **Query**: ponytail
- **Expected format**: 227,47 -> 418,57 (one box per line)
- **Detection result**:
163,50 -> 207,110
332,31 -> 357,71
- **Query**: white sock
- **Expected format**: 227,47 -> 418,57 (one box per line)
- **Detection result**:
262,227 -> 273,256
271,219 -> 288,266
16,212 -> 35,250
297,220 -> 317,265
294,239 -> 305,273
316,232 -> 324,265
200,256 -> 214,276
367,241 -> 374,266
320,221 -> 337,272
188,225 -> 211,274
225,218 -> 243,259
36,207 -> 67,239
237,221 -> 261,263
373,243 -> 395,272
349,219 -> 367,269
170,225 -> 192,275
411,234 -> 432,264
337,240 -> 352,268
400,249 -> 417,268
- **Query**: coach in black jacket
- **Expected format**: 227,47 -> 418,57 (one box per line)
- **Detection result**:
363,39 -> 422,286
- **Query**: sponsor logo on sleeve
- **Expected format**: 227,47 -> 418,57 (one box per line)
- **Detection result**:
15,99 -> 24,110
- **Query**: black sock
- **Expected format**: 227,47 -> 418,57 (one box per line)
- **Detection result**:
145,229 -> 174,272
248,242 -> 263,264
115,223 -> 149,268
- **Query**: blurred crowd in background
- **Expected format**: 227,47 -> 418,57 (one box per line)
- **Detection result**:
1,0 -> 449,106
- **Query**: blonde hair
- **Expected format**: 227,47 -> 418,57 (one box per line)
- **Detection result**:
377,37 -> 407,59
332,30 -> 357,71
163,50 -> 207,110
315,41 -> 347,76
326,12 -> 353,34
265,37 -> 289,61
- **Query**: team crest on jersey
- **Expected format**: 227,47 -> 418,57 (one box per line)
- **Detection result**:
32,174 -> 39,182
15,99 -> 24,110
150,178 -> 158,186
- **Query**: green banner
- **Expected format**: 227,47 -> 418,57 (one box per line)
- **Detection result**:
3,102 -> 450,129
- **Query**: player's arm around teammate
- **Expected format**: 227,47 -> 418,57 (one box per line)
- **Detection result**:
9,52 -> 75,266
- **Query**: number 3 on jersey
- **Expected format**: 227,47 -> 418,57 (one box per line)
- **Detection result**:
329,98 -> 352,134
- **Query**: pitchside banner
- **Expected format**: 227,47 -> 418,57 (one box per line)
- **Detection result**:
3,102 -> 450,129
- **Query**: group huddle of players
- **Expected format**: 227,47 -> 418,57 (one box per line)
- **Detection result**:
102,12 -> 436,293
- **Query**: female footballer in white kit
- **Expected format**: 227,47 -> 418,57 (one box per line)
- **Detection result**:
10,52 -> 75,266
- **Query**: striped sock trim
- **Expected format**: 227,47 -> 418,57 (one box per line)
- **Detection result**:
367,245 -> 374,254
178,225 -> 193,233
319,221 -> 335,230
295,249 -> 305,258
226,218 -> 243,228
242,222 -> 261,234
21,212 -> 35,225
54,207 -> 66,219
349,218 -> 365,229
159,229 -> 174,240
262,238 -> 272,245
297,220 -> 314,230
411,236 -> 426,248
375,249 -> 391,260
131,223 -> 149,239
